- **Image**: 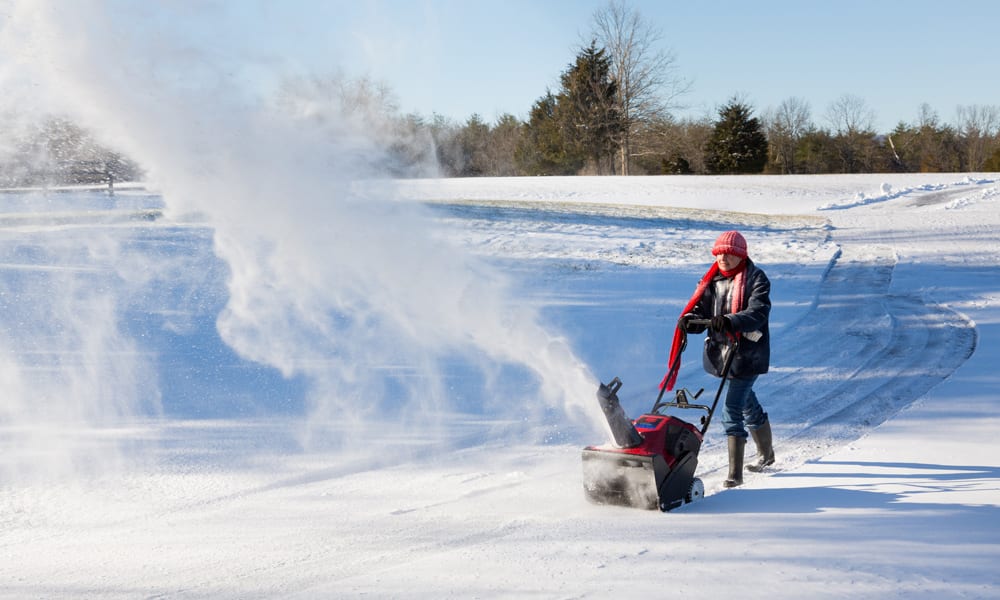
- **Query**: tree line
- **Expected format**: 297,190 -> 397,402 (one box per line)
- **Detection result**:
5,87 -> 997,189
424,0 -> 1000,176
427,61 -> 1000,177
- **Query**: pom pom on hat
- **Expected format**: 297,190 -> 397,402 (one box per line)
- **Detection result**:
712,230 -> 748,258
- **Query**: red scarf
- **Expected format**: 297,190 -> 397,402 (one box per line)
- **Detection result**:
660,261 -> 746,391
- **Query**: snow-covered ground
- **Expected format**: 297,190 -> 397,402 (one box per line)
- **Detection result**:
0,174 -> 997,599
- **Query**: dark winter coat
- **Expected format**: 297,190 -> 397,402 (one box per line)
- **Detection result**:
686,258 -> 771,378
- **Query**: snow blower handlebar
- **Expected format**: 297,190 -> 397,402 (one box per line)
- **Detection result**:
654,318 -> 712,403
653,319 -> 740,436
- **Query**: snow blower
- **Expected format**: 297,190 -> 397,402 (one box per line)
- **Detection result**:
582,319 -> 737,512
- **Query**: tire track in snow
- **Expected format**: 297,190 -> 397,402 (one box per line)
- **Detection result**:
790,294 -> 974,438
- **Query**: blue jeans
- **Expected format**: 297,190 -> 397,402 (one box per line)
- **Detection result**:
721,375 -> 767,438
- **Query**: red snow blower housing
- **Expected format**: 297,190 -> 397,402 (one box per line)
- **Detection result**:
582,319 -> 737,512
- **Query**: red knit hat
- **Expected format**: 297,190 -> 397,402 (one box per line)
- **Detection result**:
712,230 -> 748,258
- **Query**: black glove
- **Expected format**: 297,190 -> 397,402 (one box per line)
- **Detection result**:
679,313 -> 698,332
710,315 -> 732,333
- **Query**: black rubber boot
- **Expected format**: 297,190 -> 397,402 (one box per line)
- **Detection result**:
747,420 -> 775,473
724,436 -> 745,488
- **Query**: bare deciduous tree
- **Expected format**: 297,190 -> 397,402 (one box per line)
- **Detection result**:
955,104 -> 1000,170
907,103 -> 962,172
483,114 -> 524,177
825,94 -> 876,135
824,94 -> 879,172
590,0 -> 690,175
764,97 -> 813,173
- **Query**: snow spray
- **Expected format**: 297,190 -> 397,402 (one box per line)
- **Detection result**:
0,2 -> 601,472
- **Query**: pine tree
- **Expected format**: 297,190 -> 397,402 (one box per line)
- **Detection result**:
704,99 -> 768,174
455,114 -> 491,176
557,42 -> 622,174
982,145 -> 1000,171
515,91 -> 584,175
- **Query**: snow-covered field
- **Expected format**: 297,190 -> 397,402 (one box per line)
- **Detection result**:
1,174 -> 997,599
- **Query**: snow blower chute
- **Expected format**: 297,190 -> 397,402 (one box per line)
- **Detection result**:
582,320 -> 737,512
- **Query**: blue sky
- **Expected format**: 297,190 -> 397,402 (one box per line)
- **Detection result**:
193,1 -> 998,133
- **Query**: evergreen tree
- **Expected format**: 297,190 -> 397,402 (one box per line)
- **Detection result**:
794,129 -> 839,174
558,42 -> 621,173
455,114 -> 491,176
982,145 -> 1000,171
515,91 -> 583,175
704,98 -> 768,174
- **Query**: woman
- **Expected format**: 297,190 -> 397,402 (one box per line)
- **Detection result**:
669,230 -> 775,487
